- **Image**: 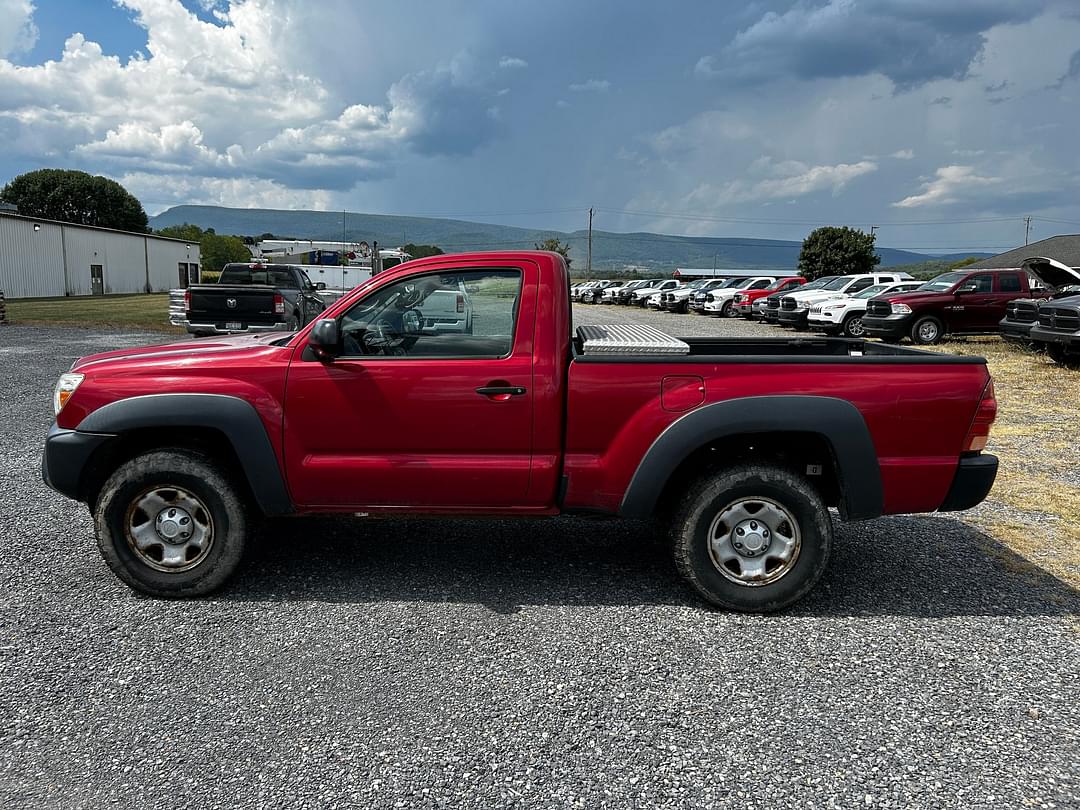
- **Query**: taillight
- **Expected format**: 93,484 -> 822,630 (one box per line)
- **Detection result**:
273,293 -> 285,314
456,294 -> 465,313
962,380 -> 997,453
183,289 -> 191,311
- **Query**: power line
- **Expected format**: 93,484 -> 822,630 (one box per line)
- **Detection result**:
593,206 -> 1022,227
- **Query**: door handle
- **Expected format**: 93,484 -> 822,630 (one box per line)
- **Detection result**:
476,385 -> 527,397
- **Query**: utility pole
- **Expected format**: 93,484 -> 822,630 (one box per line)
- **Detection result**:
1024,216 -> 1032,245
586,207 -> 594,279
870,225 -> 878,239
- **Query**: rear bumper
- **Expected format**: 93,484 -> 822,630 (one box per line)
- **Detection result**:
184,320 -> 290,335
938,454 -> 998,512
42,423 -> 115,503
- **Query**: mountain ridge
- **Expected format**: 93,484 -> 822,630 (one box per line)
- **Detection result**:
149,204 -> 992,270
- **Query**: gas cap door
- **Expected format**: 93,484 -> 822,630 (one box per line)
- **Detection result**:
661,375 -> 705,412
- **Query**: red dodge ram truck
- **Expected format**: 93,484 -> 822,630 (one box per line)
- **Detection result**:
43,251 -> 999,612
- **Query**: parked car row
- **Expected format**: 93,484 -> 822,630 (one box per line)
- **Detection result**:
570,264 -> 1080,368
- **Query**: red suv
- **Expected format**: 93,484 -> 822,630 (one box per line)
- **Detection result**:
862,269 -> 1042,345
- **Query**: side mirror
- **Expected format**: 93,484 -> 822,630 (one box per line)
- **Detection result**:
315,282 -> 327,290
308,318 -> 339,359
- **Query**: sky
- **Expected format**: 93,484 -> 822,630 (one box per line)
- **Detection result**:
1,0 -> 1079,253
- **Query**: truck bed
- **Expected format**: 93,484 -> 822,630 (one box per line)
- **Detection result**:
563,332 -> 990,517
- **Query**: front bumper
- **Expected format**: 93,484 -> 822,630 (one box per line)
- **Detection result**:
1029,325 -> 1080,347
185,320 -> 290,336
777,309 -> 809,327
938,454 -> 999,512
808,314 -> 843,332
998,318 -> 1036,344
862,314 -> 912,340
42,423 -> 115,503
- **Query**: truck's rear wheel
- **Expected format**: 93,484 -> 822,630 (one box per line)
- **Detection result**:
670,464 -> 832,612
94,450 -> 250,597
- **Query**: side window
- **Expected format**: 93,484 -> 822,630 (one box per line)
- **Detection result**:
847,278 -> 874,293
966,274 -> 993,293
998,274 -> 1022,293
750,279 -> 772,290
339,269 -> 522,359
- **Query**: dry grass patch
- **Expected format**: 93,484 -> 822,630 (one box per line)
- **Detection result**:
926,337 -> 1079,586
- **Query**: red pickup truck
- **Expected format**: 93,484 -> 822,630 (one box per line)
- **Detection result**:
43,251 -> 999,612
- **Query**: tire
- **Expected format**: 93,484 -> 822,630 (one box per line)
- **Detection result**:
1047,344 -> 1080,368
841,313 -> 866,338
720,300 -> 734,318
910,315 -> 944,345
94,450 -> 250,598
670,464 -> 832,612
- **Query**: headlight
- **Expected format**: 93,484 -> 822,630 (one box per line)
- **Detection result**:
53,373 -> 84,416
891,303 -> 912,315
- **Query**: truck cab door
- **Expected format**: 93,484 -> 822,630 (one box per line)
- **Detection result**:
951,273 -> 996,331
283,263 -> 537,509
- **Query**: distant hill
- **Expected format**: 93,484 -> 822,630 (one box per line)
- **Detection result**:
149,205 -> 992,271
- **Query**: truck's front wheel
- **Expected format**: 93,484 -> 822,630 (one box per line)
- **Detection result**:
670,464 -> 832,612
94,450 -> 250,597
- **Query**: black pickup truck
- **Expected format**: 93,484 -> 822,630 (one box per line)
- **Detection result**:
999,258 -> 1080,364
183,263 -> 328,337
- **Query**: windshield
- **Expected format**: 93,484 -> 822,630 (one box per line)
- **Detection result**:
853,284 -> 891,299
716,278 -> 744,289
799,276 -> 838,291
919,272 -> 967,292
822,276 -> 856,291
767,278 -> 800,290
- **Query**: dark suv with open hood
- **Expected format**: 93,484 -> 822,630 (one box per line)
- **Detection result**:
999,258 -> 1080,352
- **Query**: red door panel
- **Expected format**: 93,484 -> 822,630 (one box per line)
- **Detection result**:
283,264 -> 537,509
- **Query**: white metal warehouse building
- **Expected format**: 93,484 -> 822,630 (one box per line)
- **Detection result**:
0,212 -> 201,299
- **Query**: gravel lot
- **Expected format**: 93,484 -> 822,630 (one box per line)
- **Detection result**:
1,322 -> 1078,809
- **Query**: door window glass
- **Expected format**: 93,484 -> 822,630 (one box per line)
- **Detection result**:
339,269 -> 522,358
966,275 -> 993,293
998,274 -> 1022,293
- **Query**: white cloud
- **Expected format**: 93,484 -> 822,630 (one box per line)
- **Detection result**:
0,0 -> 37,58
498,56 -> 527,69
687,158 -> 878,207
892,165 -> 1002,207
891,149 -> 915,159
120,171 -> 333,213
569,78 -> 610,92
0,0 -> 505,200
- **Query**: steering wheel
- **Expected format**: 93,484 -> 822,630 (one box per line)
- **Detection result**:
360,318 -> 400,353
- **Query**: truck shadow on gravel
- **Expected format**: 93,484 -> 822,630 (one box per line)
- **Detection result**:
227,514 -> 1080,617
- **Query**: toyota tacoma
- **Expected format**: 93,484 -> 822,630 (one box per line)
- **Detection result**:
43,251 -> 999,612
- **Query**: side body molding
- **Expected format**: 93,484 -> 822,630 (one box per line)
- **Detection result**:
77,393 -> 293,515
619,395 -> 883,521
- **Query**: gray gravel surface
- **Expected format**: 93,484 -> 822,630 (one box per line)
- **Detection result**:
1,323 -> 1078,809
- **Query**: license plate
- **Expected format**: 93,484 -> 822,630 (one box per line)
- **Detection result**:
225,321 -> 243,331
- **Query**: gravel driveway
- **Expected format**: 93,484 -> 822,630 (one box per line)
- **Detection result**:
1,323 -> 1078,809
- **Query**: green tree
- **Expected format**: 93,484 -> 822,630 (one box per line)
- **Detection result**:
403,243 -> 444,259
949,256 -> 982,270
156,224 -> 252,274
534,237 -> 572,268
0,169 -> 148,232
797,226 -> 880,280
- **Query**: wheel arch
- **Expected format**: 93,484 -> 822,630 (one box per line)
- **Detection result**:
75,394 -> 292,516
619,396 -> 883,522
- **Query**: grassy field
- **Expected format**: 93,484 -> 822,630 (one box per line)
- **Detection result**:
927,338 -> 1079,588
5,293 -> 182,333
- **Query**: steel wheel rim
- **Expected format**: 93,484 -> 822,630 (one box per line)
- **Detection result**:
846,317 -> 865,337
706,496 -> 802,587
918,321 -> 939,342
125,485 -> 214,573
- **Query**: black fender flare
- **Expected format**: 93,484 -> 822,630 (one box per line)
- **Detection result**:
619,395 -> 883,521
77,393 -> 292,515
